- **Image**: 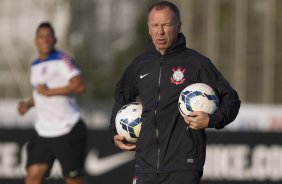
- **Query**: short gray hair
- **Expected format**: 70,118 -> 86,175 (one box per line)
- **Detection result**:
148,1 -> 181,24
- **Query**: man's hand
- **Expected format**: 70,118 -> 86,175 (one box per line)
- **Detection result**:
36,76 -> 85,97
184,111 -> 209,130
17,100 -> 34,115
114,134 -> 136,151
36,84 -> 51,96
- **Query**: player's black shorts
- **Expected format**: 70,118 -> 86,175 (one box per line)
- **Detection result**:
132,171 -> 202,184
26,119 -> 87,178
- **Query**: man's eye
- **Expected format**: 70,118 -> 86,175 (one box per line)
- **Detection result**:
163,24 -> 172,27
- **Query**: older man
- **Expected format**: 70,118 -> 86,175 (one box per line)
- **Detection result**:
110,1 -> 240,184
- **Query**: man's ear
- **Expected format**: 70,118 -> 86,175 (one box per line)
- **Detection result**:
54,37 -> 57,45
178,22 -> 182,31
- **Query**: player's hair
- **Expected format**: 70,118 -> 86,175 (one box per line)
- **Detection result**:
148,1 -> 181,24
36,21 -> 56,37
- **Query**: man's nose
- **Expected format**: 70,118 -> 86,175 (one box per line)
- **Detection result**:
157,26 -> 165,34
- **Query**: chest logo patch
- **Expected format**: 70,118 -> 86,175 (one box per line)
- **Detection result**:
171,66 -> 186,85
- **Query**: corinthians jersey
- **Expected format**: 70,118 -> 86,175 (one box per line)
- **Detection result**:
31,49 -> 80,137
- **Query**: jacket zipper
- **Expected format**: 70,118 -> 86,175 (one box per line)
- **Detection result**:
155,57 -> 163,173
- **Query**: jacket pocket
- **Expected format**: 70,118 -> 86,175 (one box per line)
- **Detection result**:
185,127 -> 198,158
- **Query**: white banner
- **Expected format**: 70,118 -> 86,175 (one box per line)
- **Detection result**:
1,100 -> 282,131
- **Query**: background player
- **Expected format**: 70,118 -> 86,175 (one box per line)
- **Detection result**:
17,22 -> 87,184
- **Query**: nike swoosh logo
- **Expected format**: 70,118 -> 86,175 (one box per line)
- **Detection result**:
140,73 -> 149,79
85,149 -> 135,176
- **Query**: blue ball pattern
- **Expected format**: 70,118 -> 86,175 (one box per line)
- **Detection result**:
120,118 -> 141,138
181,90 -> 219,112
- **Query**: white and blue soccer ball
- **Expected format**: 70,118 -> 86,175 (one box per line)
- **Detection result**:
115,102 -> 143,143
178,83 -> 219,117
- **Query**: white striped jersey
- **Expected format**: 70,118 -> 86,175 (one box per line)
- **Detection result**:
31,49 -> 81,137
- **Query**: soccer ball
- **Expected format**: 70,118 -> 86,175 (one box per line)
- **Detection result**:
115,102 -> 143,143
178,83 -> 219,117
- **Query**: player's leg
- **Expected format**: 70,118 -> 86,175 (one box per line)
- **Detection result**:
52,120 -> 87,184
25,131 -> 54,184
25,163 -> 49,184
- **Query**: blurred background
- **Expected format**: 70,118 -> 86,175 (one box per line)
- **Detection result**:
0,0 -> 282,183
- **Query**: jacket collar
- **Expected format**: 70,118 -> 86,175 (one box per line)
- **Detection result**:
150,33 -> 187,57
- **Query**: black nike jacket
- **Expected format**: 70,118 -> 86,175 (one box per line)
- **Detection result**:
110,33 -> 240,174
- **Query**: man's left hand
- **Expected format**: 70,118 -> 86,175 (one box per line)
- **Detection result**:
36,84 -> 51,96
184,111 -> 209,130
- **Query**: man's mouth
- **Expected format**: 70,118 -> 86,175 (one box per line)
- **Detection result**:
157,39 -> 166,44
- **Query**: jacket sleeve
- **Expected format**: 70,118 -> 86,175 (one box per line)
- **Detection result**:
109,63 -> 139,139
198,58 -> 241,129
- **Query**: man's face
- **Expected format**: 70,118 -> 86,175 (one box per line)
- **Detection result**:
35,27 -> 56,58
148,7 -> 181,55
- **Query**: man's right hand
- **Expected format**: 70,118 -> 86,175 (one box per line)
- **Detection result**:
113,134 -> 136,151
17,101 -> 32,115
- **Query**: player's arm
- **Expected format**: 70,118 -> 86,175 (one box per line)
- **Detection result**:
17,98 -> 34,115
36,75 -> 85,96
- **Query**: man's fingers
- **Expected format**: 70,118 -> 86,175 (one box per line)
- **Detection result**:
114,135 -> 136,151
